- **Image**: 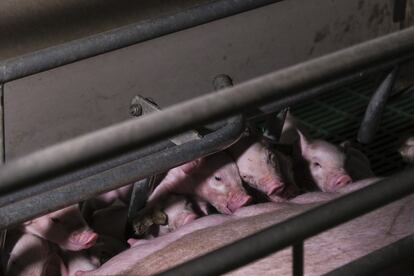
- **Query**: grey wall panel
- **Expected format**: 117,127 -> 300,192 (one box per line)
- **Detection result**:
4,0 -> 399,160
0,0 -> 211,59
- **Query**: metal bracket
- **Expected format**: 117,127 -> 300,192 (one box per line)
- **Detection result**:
127,96 -> 201,233
130,95 -> 201,145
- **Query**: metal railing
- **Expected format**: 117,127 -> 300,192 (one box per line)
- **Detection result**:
1,3 -> 414,275
0,0 -> 282,83
2,26 -> 414,196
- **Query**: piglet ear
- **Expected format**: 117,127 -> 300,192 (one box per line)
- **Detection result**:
23,220 -> 33,226
339,140 -> 351,153
180,158 -> 203,174
297,129 -> 310,155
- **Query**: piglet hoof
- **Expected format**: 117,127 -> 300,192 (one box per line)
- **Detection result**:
132,216 -> 154,235
152,210 -> 168,225
75,271 -> 85,276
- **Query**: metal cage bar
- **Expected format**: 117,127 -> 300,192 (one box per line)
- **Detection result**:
0,84 -> 4,163
0,115 -> 244,229
325,233 -> 414,276
1,26 -> 414,197
293,241 -> 304,276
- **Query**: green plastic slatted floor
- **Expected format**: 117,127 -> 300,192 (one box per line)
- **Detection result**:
292,73 -> 414,176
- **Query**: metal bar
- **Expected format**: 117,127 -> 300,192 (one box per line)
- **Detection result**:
0,140 -> 172,207
0,84 -> 4,163
357,66 -> 400,144
0,115 -> 244,230
159,169 -> 414,276
0,84 -> 5,276
0,0 -> 282,83
1,26 -> 414,196
325,234 -> 414,276
293,241 -> 304,276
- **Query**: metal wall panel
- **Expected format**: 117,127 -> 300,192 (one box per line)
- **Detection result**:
4,0 -> 399,160
0,0 -> 211,59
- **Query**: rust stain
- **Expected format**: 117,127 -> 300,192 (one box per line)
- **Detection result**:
314,25 -> 330,43
358,0 -> 364,10
307,45 -> 315,56
368,3 -> 389,25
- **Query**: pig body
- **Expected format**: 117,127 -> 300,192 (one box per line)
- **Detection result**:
78,214 -> 232,276
290,177 -> 382,204
83,180 -> 414,276
4,230 -> 68,276
22,205 -> 98,251
63,251 -> 98,276
144,151 -> 252,215
80,202 -> 312,276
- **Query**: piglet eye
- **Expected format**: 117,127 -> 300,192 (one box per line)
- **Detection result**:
313,162 -> 321,168
214,176 -> 222,181
51,217 -> 61,224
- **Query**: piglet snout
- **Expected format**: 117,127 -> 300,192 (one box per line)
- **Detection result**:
227,194 -> 252,213
265,181 -> 285,196
333,175 -> 352,190
69,230 -> 99,250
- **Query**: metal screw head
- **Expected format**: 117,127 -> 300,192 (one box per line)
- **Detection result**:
130,104 -> 142,117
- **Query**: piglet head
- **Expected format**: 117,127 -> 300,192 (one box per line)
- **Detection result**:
24,205 -> 98,251
193,152 -> 252,214
399,136 -> 414,163
298,131 -> 352,192
229,137 -> 286,196
163,195 -> 198,231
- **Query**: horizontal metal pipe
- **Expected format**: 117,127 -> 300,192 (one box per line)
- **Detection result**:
159,168 -> 414,276
1,26 -> 414,195
0,0 -> 281,83
325,234 -> 414,276
0,140 -> 172,207
0,115 -> 244,229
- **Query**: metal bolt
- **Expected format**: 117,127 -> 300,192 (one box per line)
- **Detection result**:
130,104 -> 142,117
213,74 -> 233,91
